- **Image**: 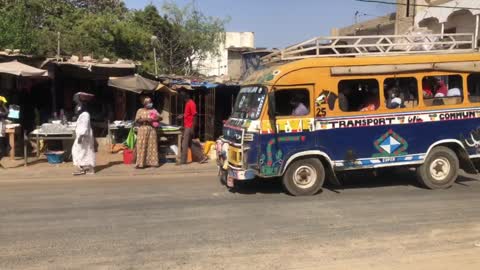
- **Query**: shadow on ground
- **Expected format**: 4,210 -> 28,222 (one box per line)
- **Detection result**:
229,168 -> 479,195
95,161 -> 125,173
7,158 -> 50,169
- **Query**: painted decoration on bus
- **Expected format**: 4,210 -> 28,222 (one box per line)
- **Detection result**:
260,118 -> 315,134
315,90 -> 338,118
260,136 -> 305,176
315,110 -> 478,130
243,67 -> 282,85
373,130 -> 408,157
461,128 -> 480,154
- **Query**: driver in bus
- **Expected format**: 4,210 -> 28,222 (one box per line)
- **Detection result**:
290,94 -> 309,116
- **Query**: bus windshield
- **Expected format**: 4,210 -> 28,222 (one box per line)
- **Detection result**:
231,86 -> 267,120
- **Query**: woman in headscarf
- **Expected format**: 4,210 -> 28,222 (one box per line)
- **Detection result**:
0,96 -> 9,168
72,92 -> 95,176
135,96 -> 161,168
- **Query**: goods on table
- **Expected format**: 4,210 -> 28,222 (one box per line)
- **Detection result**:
38,123 -> 74,135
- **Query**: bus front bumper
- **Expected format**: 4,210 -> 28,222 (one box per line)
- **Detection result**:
228,167 -> 256,181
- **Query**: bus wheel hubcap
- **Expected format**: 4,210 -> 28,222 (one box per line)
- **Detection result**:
429,157 -> 451,181
293,166 -> 317,189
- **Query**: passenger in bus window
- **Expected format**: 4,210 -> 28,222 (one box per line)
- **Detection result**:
290,94 -> 309,116
422,78 -> 433,98
360,88 -> 379,112
385,86 -> 403,109
447,87 -> 462,97
338,87 -> 350,111
447,78 -> 462,97
434,80 -> 448,97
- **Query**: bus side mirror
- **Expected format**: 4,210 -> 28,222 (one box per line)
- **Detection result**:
267,92 -> 276,119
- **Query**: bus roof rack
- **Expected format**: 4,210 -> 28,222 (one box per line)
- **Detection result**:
261,33 -> 477,65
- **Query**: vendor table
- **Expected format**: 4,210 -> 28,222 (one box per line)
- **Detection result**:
157,129 -> 182,164
108,123 -> 183,164
24,130 -> 75,166
6,125 -> 20,160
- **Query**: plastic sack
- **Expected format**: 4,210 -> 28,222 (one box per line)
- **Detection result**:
8,105 -> 20,119
125,127 -> 136,149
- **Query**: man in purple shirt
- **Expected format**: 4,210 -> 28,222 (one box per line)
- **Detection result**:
290,95 -> 309,116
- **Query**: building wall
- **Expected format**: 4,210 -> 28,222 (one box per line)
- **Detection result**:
333,13 -> 396,36
195,32 -> 255,77
227,50 -> 244,81
415,0 -> 480,34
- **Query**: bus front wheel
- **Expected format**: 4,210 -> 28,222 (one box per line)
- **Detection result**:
282,158 -> 325,196
417,146 -> 459,189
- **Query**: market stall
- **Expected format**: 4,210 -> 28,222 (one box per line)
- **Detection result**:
24,123 -> 76,166
108,74 -> 181,164
109,121 -> 182,164
0,60 -> 50,160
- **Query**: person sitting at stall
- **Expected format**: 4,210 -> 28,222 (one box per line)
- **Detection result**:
135,96 -> 161,169
72,92 -> 95,176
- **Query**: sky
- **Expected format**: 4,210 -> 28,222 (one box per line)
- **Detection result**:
124,0 -> 396,49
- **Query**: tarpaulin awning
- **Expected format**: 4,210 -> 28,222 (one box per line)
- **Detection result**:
108,74 -> 176,94
0,60 -> 48,77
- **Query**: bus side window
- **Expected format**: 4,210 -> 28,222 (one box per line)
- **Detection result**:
274,89 -> 310,117
338,79 -> 379,112
384,77 -> 418,109
468,73 -> 480,103
422,75 -> 463,106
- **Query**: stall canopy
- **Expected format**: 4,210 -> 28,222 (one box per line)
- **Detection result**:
108,74 -> 175,94
0,60 -> 48,77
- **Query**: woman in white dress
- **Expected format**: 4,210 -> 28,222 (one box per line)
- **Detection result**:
72,92 -> 95,176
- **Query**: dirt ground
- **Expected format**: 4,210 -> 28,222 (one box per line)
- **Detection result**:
1,169 -> 479,270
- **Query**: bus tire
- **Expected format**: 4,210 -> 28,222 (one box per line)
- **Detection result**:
417,146 -> 459,189
282,158 -> 325,196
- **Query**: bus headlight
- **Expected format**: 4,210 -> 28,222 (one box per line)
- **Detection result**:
243,133 -> 254,142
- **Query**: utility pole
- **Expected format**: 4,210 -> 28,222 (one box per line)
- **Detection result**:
151,36 -> 159,77
56,32 -> 61,60
406,0 -> 411,17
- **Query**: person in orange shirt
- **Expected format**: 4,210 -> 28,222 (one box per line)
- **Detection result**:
422,79 -> 433,98
360,88 -> 379,112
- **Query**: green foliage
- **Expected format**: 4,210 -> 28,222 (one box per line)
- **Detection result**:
161,2 -> 228,74
0,0 -> 228,75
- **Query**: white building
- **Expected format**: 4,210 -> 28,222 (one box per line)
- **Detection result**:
415,0 -> 480,45
195,32 -> 255,78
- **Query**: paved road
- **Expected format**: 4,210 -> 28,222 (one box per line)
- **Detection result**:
1,170 -> 480,270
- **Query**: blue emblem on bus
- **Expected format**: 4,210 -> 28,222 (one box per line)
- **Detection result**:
374,130 -> 408,157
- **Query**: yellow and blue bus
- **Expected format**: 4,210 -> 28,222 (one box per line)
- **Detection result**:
217,34 -> 480,196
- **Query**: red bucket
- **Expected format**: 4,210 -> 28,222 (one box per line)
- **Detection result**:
123,149 -> 134,165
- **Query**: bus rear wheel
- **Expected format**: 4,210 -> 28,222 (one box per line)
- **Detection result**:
417,146 -> 459,189
282,158 -> 325,196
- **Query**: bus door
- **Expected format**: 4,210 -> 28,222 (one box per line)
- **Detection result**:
259,85 -> 316,177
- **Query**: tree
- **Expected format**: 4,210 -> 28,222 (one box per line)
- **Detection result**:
161,2 -> 228,75
68,0 -> 126,13
0,1 -> 41,53
0,0 -> 229,75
